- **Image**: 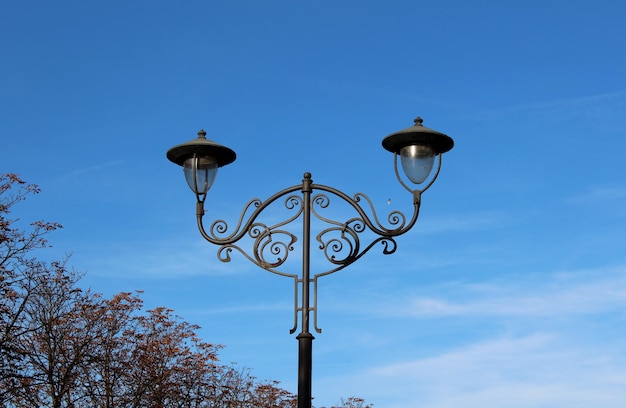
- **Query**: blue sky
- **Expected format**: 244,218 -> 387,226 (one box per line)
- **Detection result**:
2,1 -> 626,406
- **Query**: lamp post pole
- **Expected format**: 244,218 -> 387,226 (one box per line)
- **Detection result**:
298,173 -> 313,406
167,117 -> 454,408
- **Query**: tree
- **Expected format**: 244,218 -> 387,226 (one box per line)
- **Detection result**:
14,267 -> 99,408
121,306 -> 222,408
0,174 -> 63,404
80,291 -> 143,408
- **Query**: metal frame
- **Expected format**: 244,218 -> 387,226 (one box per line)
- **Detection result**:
188,154 -> 443,408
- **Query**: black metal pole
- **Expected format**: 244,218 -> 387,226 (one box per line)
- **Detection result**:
298,173 -> 314,408
297,331 -> 314,408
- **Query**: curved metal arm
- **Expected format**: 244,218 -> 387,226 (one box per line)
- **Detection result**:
196,185 -> 302,245
310,183 -> 421,238
195,178 -> 421,276
194,172 -> 429,334
195,188 -> 303,280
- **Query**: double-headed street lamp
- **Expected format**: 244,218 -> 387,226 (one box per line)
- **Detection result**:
167,117 -> 453,408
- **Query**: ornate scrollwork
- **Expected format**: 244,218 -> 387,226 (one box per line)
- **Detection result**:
208,198 -> 262,240
353,193 -> 407,233
202,193 -> 303,277
317,225 -> 358,265
196,175 -> 420,333
199,183 -> 418,274
310,191 -> 411,276
217,226 -> 297,271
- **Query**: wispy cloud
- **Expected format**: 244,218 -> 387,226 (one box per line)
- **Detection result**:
405,277 -> 626,317
313,264 -> 626,407
471,90 -> 626,130
317,266 -> 626,321
415,210 -> 512,235
190,301 -> 291,315
568,184 -> 626,207
70,238 -> 256,280
317,334 -> 626,408
376,267 -> 626,319
60,159 -> 126,180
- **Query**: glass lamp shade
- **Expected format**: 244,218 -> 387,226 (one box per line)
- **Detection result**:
400,144 -> 435,184
183,156 -> 218,194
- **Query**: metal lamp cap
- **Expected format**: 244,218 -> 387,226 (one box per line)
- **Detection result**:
382,117 -> 454,155
166,129 -> 237,167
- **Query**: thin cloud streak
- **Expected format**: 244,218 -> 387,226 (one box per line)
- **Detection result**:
190,301 -> 291,315
405,276 -> 626,318
59,160 -> 126,180
415,210 -> 511,235
328,266 -> 626,319
470,89 -> 626,127
568,184 -> 626,207
71,238 -> 255,279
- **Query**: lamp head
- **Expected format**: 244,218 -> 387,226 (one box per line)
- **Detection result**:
167,130 -> 236,195
382,117 -> 454,184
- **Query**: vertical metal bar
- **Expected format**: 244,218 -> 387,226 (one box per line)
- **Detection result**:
313,277 -> 322,333
290,277 -> 299,334
297,172 -> 314,408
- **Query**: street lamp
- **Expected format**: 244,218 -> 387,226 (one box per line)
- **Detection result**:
166,116 -> 453,408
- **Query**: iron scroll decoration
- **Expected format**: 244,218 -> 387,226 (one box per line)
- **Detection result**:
194,173 -> 423,334
166,117 -> 454,334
